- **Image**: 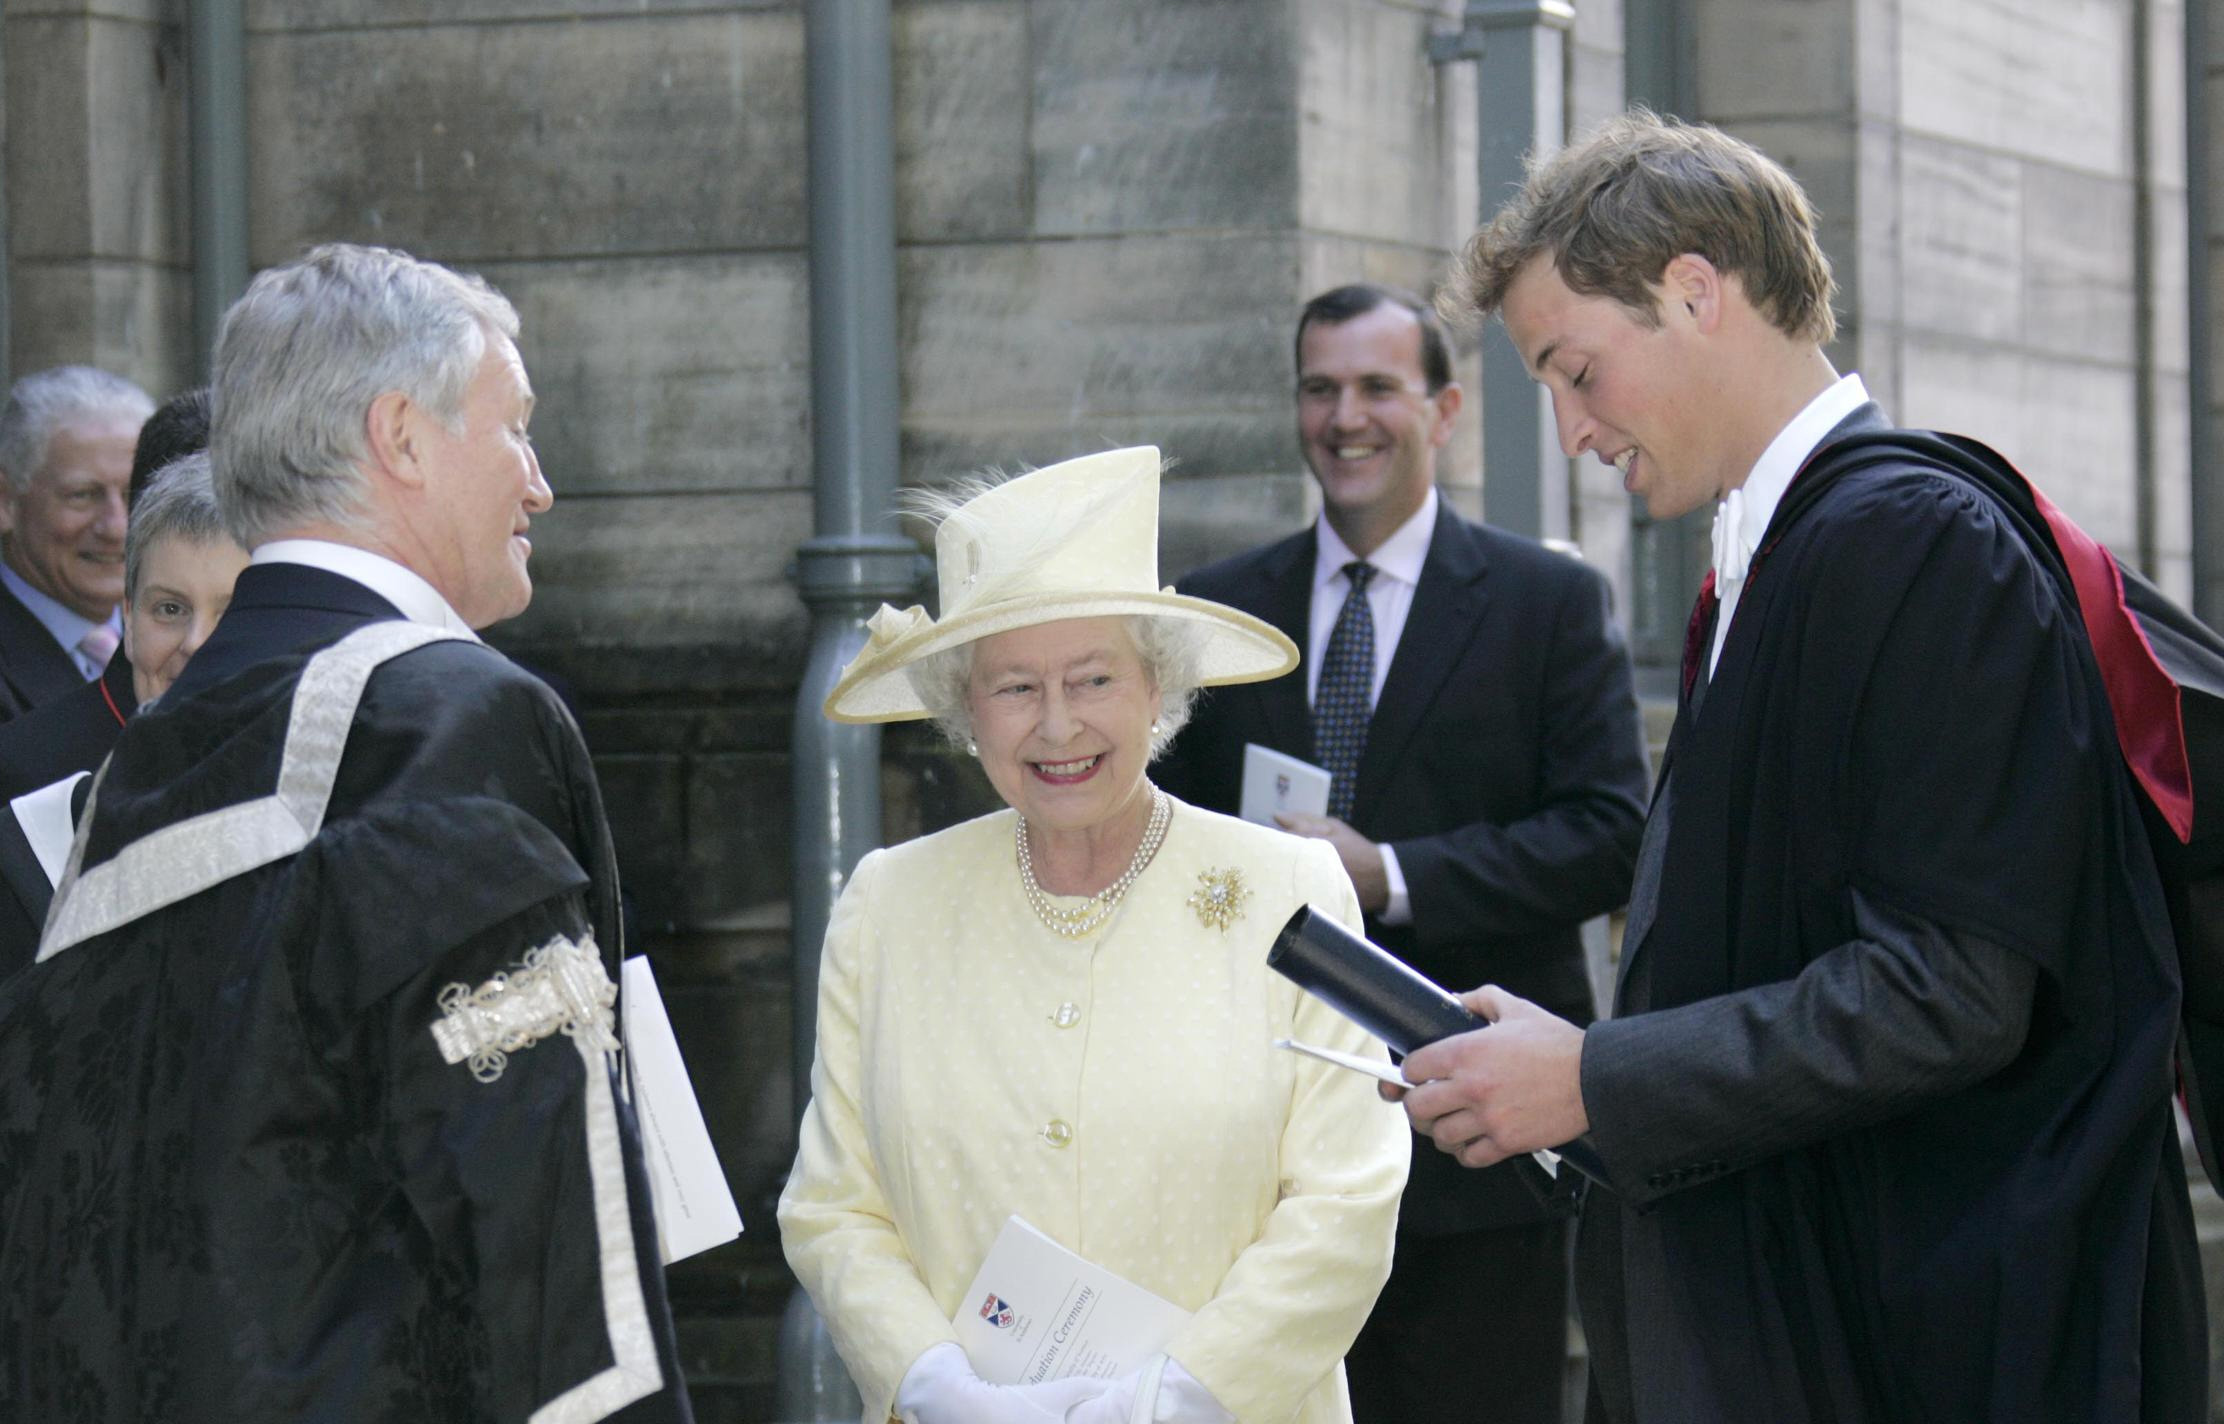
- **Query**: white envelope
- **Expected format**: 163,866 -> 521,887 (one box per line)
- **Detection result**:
622,956 -> 745,1263
1239,743 -> 1331,826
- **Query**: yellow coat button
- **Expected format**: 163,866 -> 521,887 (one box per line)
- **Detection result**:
1041,1119 -> 1074,1148
1052,1002 -> 1082,1029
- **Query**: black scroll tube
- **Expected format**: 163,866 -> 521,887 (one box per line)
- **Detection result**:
1267,904 -> 1605,1204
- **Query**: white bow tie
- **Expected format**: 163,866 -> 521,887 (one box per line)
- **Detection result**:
1711,488 -> 1753,594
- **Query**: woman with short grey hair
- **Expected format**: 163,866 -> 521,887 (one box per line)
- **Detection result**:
121,453 -> 248,707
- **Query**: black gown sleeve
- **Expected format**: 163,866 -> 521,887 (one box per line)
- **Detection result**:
379,889 -> 691,1423
1581,889 -> 2036,1203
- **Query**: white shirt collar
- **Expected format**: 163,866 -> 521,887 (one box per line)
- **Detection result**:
249,539 -> 480,641
1314,485 -> 1438,592
1714,372 -> 1870,587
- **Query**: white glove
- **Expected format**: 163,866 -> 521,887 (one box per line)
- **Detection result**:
1057,1374 -> 1137,1424
1056,1356 -> 1234,1424
896,1343 -> 1113,1424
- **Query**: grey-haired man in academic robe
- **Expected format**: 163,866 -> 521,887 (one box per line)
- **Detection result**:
0,243 -> 692,1422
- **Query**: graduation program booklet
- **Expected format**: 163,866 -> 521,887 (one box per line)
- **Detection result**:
952,1215 -> 1192,1383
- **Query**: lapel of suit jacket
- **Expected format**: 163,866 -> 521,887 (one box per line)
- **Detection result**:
1253,529 -> 1318,756
0,584 -> 91,711
1353,503 -> 1489,816
0,797 -> 54,929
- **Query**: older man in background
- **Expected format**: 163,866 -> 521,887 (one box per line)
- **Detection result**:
0,366 -> 151,717
0,243 -> 691,1422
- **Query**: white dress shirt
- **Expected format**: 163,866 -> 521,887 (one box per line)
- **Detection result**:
249,540 -> 481,641
1707,373 -> 1872,676
1307,488 -> 1438,925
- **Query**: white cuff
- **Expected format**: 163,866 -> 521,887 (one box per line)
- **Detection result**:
1153,1358 -> 1235,1424
1377,842 -> 1411,926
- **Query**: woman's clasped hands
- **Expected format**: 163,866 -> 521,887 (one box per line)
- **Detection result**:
897,1343 -> 1135,1424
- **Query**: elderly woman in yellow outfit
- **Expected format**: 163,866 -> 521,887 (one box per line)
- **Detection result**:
779,448 -> 1409,1424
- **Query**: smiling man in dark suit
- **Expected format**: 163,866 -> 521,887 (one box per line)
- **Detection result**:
0,366 -> 152,720
1154,283 -> 1650,1424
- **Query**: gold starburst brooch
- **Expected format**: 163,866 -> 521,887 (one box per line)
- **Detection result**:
1187,867 -> 1251,932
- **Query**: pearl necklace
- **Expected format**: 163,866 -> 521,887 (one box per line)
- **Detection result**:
1015,787 -> 1171,939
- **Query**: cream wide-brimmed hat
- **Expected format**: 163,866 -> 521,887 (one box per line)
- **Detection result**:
824,447 -> 1298,723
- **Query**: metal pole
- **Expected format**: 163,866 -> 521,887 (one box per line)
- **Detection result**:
2188,0 -> 2221,626
2131,0 -> 2159,580
0,13 -> 11,391
781,0 -> 921,1415
1431,0 -> 1576,540
188,0 -> 250,378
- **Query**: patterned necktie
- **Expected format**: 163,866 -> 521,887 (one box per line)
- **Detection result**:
1679,569 -> 1717,705
1313,561 -> 1377,821
76,621 -> 118,676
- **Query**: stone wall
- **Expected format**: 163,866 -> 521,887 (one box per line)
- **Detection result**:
3,0 -> 191,392
0,1 -> 2208,1417
1687,0 -> 2191,602
29,2 -> 1483,1414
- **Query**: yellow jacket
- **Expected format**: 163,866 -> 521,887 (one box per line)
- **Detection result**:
779,798 -> 1409,1424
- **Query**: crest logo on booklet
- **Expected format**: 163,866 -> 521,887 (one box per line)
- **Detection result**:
979,1294 -> 1016,1329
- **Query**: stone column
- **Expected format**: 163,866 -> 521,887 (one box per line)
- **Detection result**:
3,0 -> 190,392
1685,0 -> 2183,596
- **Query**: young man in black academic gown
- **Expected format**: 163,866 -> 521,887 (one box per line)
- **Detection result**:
1389,112 -> 2207,1422
0,244 -> 692,1421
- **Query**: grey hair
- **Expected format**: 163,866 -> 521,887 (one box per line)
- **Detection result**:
908,614 -> 1210,759
210,242 -> 520,548
0,366 -> 154,493
125,452 -> 233,601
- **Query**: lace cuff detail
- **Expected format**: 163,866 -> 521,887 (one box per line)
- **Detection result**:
431,932 -> 618,1083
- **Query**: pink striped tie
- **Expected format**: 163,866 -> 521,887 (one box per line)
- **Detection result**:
76,622 -> 118,674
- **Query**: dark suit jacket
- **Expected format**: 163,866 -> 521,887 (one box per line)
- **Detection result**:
1156,501 -> 1650,1234
0,803 -> 54,982
0,655 -> 134,978
0,652 -> 136,803
0,581 -> 94,723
